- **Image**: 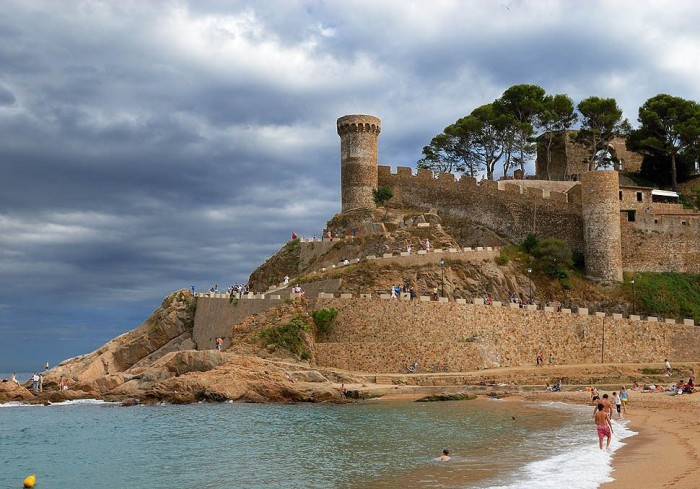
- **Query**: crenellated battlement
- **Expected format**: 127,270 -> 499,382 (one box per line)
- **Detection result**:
378,165 -> 581,211
340,116 -> 699,278
337,115 -> 381,136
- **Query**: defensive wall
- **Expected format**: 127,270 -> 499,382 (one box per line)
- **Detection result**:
193,279 -> 343,349
313,297 -> 699,374
193,289 -> 698,374
377,165 -> 585,254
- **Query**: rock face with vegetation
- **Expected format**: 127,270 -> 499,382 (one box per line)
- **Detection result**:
11,290 -> 357,405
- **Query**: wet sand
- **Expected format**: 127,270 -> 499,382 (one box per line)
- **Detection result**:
524,389 -> 700,488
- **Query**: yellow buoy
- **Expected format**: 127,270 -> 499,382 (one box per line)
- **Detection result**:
23,474 -> 36,488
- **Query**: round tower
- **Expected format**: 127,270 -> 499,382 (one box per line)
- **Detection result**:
580,170 -> 623,282
337,114 -> 381,212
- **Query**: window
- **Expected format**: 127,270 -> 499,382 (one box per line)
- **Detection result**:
619,191 -> 623,200
636,192 -> 643,202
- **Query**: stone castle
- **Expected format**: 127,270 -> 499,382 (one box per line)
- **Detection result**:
337,114 -> 700,281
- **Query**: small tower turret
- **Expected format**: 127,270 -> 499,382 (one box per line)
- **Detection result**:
337,114 -> 381,212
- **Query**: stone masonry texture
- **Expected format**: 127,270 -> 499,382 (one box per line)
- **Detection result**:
313,298 -> 700,374
581,171 -> 623,281
338,114 -> 381,212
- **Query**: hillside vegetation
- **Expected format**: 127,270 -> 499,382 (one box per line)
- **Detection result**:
248,207 -> 700,322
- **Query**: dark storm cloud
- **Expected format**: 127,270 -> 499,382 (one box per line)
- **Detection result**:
1,0 -> 700,371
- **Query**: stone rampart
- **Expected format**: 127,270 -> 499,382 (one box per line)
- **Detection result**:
378,166 -> 585,253
314,298 -> 700,373
622,220 -> 700,273
193,297 -> 283,351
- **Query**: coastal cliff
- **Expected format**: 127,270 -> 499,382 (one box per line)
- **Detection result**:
4,290 -> 357,405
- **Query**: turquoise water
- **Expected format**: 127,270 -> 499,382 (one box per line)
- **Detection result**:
0,397 -> 634,489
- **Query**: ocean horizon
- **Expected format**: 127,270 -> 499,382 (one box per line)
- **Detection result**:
1,395 -> 634,489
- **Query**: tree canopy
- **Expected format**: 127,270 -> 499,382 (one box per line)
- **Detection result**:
575,96 -> 629,171
416,85 -> 698,183
627,94 -> 700,190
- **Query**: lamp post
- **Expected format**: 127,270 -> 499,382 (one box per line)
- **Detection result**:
440,259 -> 445,298
630,279 -> 636,315
601,316 -> 605,364
527,268 -> 532,303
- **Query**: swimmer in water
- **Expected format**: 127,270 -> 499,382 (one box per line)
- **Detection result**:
438,449 -> 451,461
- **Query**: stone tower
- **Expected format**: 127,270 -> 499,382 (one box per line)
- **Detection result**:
581,170 -> 623,282
337,114 -> 381,212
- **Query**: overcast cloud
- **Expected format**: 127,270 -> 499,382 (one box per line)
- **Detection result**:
2,0 -> 699,372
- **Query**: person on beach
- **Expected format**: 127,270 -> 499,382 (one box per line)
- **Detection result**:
665,359 -> 671,376
594,393 -> 612,419
10,372 -> 20,386
215,337 -> 223,351
620,386 -> 628,415
612,391 -> 622,419
594,403 -> 614,450
438,449 -> 451,461
32,373 -> 40,392
339,383 -> 347,399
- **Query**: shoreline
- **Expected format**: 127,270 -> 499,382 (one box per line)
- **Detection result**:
521,390 -> 699,489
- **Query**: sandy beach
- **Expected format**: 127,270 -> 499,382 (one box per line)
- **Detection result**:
523,389 -> 699,489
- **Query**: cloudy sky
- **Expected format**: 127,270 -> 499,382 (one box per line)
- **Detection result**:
2,0 -> 699,372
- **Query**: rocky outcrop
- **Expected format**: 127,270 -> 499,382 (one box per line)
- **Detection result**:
0,381 -> 34,402
17,290 -> 354,405
44,289 -> 196,390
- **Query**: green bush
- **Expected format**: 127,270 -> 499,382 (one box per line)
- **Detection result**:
373,185 -> 394,206
641,368 -> 662,375
521,233 -> 538,254
259,316 -> 312,357
311,308 -> 339,335
495,254 -> 509,265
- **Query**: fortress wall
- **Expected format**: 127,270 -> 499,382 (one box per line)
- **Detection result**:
378,166 -> 584,252
621,221 -> 700,273
313,298 -> 700,373
193,297 -> 284,351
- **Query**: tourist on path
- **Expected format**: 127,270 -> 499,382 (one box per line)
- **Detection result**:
594,403 -> 614,449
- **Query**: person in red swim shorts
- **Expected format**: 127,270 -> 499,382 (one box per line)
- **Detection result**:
594,403 -> 614,449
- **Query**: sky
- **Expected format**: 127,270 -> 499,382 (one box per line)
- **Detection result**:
2,0 -> 700,372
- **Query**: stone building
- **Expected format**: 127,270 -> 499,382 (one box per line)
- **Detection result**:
337,114 -> 700,281
535,130 -> 643,181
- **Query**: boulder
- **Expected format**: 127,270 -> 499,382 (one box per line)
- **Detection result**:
0,381 -> 34,402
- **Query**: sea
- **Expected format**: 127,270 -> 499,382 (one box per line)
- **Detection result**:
1,374 -> 635,489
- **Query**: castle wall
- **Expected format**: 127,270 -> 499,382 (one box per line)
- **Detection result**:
378,166 -> 585,253
581,171 -> 623,281
338,115 -> 381,212
314,299 -> 700,373
621,215 -> 700,273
